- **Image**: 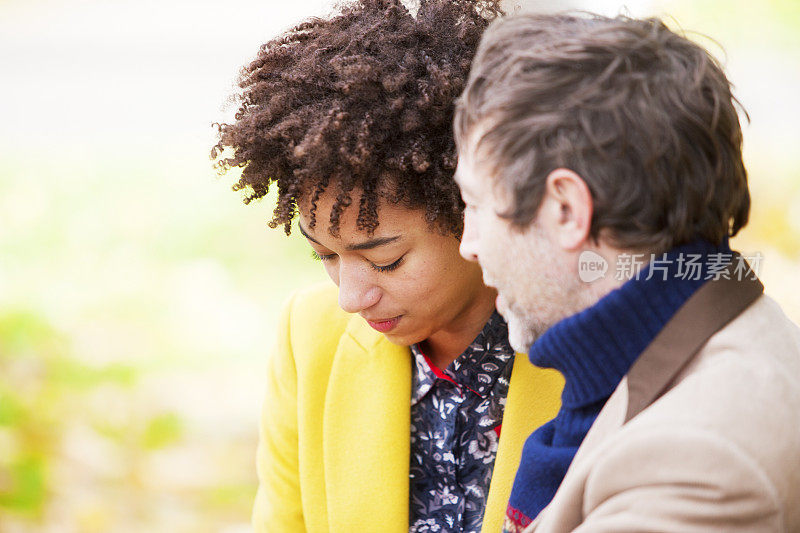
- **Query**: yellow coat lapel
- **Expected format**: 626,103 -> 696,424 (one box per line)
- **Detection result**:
322,313 -> 563,533
323,316 -> 411,532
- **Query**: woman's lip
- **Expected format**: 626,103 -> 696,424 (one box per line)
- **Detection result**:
365,316 -> 402,333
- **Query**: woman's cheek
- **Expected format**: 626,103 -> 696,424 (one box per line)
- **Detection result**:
322,262 -> 339,285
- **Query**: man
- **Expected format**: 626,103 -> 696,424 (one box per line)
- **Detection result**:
453,12 -> 800,533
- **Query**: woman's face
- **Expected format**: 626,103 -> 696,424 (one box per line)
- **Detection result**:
297,188 -> 493,349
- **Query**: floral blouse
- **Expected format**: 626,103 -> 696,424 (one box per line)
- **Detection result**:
409,311 -> 515,533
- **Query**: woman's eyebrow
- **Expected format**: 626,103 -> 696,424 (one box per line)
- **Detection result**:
297,222 -> 401,251
297,222 -> 321,245
346,235 -> 402,251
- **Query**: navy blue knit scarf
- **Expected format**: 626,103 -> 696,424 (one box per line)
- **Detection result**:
503,240 -> 731,530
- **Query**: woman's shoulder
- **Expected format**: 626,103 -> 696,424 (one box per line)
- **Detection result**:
281,281 -> 353,344
287,281 -> 341,316
277,281 -> 384,377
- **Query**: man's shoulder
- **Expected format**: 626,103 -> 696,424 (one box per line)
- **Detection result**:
711,293 -> 800,363
680,293 -> 800,399
630,293 -> 800,445
598,294 -> 800,527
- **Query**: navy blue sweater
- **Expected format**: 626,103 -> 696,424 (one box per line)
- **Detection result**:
504,240 -> 730,528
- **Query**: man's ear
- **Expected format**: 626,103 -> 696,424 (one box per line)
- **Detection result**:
538,168 -> 593,250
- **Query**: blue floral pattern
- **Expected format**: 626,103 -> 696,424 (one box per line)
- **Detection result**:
409,311 -> 514,533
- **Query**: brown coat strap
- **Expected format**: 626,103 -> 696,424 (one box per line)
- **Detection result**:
625,254 -> 764,423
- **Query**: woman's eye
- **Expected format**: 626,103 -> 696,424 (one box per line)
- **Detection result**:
371,255 -> 405,273
310,250 -> 337,262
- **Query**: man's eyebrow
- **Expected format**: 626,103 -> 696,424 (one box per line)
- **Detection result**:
297,221 -> 401,251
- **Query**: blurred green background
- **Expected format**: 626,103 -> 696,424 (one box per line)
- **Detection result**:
0,0 -> 798,531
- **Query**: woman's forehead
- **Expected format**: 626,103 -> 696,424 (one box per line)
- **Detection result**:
297,187 -> 429,240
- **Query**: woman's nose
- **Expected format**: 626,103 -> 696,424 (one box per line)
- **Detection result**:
337,263 -> 381,314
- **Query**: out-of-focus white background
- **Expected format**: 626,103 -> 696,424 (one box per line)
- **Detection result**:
1,0 -> 798,531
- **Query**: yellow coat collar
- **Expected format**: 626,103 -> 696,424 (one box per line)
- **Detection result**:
324,316 -> 412,532
322,315 -> 564,532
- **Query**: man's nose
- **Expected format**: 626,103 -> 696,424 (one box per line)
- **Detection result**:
337,263 -> 381,314
459,210 -> 479,262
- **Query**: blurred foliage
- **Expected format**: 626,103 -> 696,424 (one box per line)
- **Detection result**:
0,303 -> 259,532
141,413 -> 184,450
671,0 -> 800,47
0,310 -> 137,518
0,149 -> 324,531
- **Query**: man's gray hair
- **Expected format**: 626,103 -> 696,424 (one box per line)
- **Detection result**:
454,13 -> 750,253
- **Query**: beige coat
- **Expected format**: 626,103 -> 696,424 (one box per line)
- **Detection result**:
525,268 -> 800,532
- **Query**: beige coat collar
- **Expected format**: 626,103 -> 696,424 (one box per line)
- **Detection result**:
625,253 -> 764,422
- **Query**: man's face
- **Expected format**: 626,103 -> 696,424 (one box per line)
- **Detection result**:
456,145 -> 579,353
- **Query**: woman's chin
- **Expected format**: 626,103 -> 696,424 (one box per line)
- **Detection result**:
380,326 -> 428,348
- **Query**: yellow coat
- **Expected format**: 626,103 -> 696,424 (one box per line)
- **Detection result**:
253,282 -> 563,533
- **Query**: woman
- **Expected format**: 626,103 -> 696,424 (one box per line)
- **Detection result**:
211,1 -> 563,531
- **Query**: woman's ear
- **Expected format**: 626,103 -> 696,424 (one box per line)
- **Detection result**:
538,168 -> 593,251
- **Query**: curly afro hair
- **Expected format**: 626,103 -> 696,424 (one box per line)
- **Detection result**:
211,0 -> 502,237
